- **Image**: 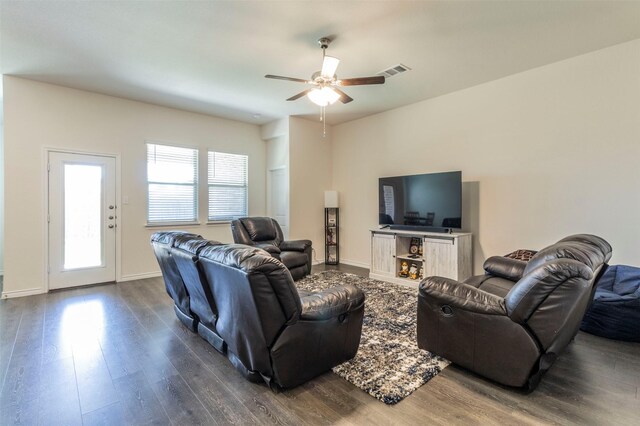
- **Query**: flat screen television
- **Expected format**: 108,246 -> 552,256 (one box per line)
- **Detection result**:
378,171 -> 462,231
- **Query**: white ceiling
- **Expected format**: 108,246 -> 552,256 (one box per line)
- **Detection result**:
1,1 -> 639,125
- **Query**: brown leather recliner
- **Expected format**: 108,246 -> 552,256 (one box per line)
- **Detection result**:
231,217 -> 312,280
417,234 -> 612,390
150,233 -> 365,390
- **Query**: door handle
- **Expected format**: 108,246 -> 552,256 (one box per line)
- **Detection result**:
108,224 -> 114,229
109,205 -> 115,210
109,216 -> 114,220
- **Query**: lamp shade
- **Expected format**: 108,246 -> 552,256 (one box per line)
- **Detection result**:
324,190 -> 339,208
308,87 -> 340,107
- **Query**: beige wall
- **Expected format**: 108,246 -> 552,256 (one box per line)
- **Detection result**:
332,39 -> 640,271
289,117 -> 332,263
266,135 -> 289,171
3,38 -> 638,297
2,76 -> 265,297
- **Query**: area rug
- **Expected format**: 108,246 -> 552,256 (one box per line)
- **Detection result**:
295,270 -> 449,404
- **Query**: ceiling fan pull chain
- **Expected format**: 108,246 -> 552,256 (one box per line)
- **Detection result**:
322,106 -> 327,137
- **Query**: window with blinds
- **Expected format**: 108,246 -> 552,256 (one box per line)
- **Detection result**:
208,151 -> 248,221
147,143 -> 198,224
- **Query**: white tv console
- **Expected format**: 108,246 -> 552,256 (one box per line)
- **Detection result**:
369,228 -> 472,287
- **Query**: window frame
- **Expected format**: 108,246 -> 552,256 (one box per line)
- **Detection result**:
145,141 -> 200,227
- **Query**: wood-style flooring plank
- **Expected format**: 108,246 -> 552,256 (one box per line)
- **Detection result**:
37,385 -> 83,426
278,378 -> 353,426
0,394 -> 39,426
149,373 -> 216,425
0,352 -> 43,409
112,370 -> 171,425
434,366 -> 568,425
81,401 -> 127,426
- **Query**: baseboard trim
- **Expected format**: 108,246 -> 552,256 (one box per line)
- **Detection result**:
339,259 -> 370,269
119,271 -> 162,282
1,287 -> 47,299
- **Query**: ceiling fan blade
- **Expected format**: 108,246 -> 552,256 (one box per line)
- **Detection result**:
321,56 -> 340,78
265,74 -> 310,84
337,76 -> 385,86
332,88 -> 353,104
286,89 -> 312,101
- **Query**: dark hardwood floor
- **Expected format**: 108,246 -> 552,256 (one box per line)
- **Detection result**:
1,264 -> 638,425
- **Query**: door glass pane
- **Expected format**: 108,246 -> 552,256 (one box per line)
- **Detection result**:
64,164 -> 103,269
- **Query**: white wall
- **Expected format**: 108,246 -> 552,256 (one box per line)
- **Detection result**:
289,117 -> 332,263
2,76 -> 266,297
332,39 -> 640,272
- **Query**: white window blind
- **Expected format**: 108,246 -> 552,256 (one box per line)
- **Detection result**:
208,151 -> 248,221
147,143 -> 198,224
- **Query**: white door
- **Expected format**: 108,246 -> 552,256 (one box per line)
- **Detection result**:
48,152 -> 117,289
269,168 -> 289,238
371,233 -> 396,277
423,238 -> 457,280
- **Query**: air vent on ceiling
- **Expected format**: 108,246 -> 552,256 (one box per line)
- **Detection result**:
377,63 -> 411,78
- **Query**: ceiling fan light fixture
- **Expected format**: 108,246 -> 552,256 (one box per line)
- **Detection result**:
307,87 -> 340,106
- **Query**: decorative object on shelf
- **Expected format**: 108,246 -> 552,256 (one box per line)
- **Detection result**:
327,227 -> 336,244
324,190 -> 339,265
409,263 -> 419,280
399,261 -> 409,277
409,237 -> 420,254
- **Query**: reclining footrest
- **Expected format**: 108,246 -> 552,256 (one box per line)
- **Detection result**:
174,304 -> 198,332
197,323 -> 227,354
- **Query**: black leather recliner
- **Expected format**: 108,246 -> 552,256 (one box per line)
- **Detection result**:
171,235 -> 226,352
231,217 -> 312,280
150,233 -> 365,389
150,231 -> 208,331
417,234 -> 612,390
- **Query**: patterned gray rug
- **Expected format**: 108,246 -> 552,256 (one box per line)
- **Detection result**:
295,270 -> 449,404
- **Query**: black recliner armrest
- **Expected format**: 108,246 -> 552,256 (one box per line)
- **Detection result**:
280,240 -> 312,252
300,285 -> 365,320
419,276 -> 507,315
255,243 -> 281,256
483,256 -> 527,282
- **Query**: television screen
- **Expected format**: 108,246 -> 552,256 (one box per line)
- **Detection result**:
378,171 -> 462,230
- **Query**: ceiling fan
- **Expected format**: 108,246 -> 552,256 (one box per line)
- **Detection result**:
265,37 -> 385,107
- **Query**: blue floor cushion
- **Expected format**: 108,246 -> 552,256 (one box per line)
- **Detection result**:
581,265 -> 640,342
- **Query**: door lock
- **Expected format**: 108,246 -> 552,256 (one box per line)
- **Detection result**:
108,224 -> 115,229
109,216 -> 114,220
109,205 -> 115,210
